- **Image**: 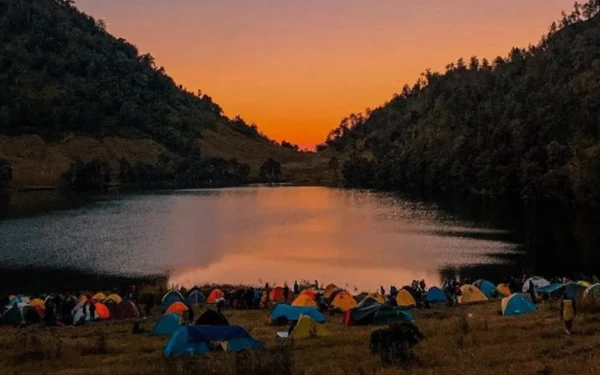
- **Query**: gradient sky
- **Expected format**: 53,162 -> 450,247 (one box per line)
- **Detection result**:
76,0 -> 574,149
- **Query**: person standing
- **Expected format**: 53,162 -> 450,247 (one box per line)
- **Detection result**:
293,281 -> 299,295
561,296 -> 575,335
283,283 -> 290,303
380,285 -> 385,297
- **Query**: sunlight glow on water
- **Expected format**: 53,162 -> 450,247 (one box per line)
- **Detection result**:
0,187 -> 518,291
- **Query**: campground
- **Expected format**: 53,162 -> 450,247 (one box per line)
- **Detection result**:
2,299 -> 600,375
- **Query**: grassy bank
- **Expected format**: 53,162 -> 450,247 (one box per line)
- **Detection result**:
2,299 -> 599,375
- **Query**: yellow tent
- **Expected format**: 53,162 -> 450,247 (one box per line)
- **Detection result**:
105,294 -> 123,304
92,292 -> 107,301
459,285 -> 488,304
396,290 -> 416,307
292,294 -> 317,307
331,292 -> 357,312
291,315 -> 332,339
29,298 -> 46,309
368,293 -> 385,304
496,284 -> 512,297
578,281 -> 591,288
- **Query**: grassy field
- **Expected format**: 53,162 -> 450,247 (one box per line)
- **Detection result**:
2,299 -> 599,375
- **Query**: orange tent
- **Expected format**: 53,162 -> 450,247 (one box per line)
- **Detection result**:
300,290 -> 316,299
207,289 -> 224,304
165,301 -> 188,316
94,303 -> 111,320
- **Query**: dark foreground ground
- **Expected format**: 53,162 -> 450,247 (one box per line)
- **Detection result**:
1,299 -> 600,375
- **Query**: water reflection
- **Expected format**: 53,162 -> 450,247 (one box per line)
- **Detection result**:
0,187 -> 519,292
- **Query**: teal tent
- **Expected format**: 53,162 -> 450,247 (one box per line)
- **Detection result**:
163,326 -> 209,357
474,280 -> 496,298
348,304 -> 414,325
426,287 -> 447,303
164,325 -> 263,357
502,294 -> 537,316
357,297 -> 381,308
269,304 -> 325,324
1,305 -> 25,326
151,314 -> 181,336
162,291 -> 185,311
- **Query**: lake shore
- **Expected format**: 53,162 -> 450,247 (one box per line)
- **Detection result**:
1,298 -> 597,375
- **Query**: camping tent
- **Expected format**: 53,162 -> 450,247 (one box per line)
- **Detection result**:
187,290 -> 206,305
578,281 -> 591,288
92,292 -> 107,301
114,300 -> 141,320
536,283 -> 566,294
396,290 -> 416,307
164,325 -> 263,357
105,294 -> 123,304
401,286 -> 420,302
206,289 -> 224,304
165,301 -> 188,316
345,304 -> 414,326
357,297 -> 381,308
163,326 -> 209,357
496,284 -> 512,297
331,292 -> 357,312
94,303 -> 111,320
426,287 -> 447,303
151,313 -> 182,336
290,315 -> 332,339
269,287 -> 294,303
291,294 -> 317,307
195,310 -> 230,326
459,285 -> 488,304
367,293 -> 385,304
501,294 -> 537,316
29,298 -> 45,309
300,289 -> 316,299
162,290 -> 185,303
72,302 -> 99,323
583,284 -> 600,311
522,277 -> 550,293
269,304 -> 325,324
474,280 -> 496,298
1,305 -> 25,326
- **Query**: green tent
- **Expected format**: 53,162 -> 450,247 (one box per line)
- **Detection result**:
349,304 -> 414,325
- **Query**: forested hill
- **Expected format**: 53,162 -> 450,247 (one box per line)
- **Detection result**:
325,1 -> 600,209
319,1 -> 600,273
0,0 -> 303,189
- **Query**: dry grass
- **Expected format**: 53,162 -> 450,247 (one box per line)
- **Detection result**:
3,300 -> 600,375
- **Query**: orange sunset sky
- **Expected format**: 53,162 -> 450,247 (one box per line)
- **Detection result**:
76,0 -> 575,149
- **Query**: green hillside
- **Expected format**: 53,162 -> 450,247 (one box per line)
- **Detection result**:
0,0 -> 303,188
321,1 -> 600,271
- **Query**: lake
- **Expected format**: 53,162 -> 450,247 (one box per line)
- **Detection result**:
0,187 -> 521,292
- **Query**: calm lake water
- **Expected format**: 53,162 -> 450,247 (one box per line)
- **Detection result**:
0,187 -> 520,292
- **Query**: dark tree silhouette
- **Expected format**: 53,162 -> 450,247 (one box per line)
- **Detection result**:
260,158 -> 282,183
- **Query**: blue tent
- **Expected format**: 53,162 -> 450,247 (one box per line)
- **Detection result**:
536,283 -> 566,294
474,280 -> 496,298
151,313 -> 181,336
163,326 -> 210,357
187,290 -> 206,305
164,325 -> 263,357
270,304 -> 325,324
565,283 -> 587,300
426,287 -> 447,303
163,295 -> 183,311
502,294 -> 537,316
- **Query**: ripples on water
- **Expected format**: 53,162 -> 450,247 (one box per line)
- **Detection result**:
0,187 -> 519,291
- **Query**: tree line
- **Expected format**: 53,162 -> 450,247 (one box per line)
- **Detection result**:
321,0 -> 600,272
0,0 -> 285,190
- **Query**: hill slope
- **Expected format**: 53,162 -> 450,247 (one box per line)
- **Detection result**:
322,1 -> 600,270
0,0 -> 304,188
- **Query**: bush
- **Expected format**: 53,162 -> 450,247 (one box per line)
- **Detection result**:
369,323 -> 425,366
